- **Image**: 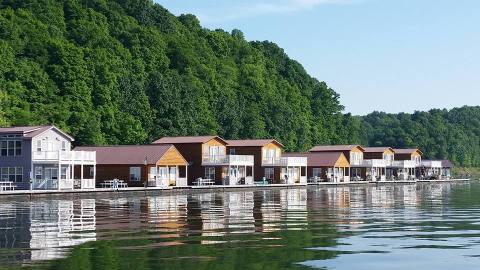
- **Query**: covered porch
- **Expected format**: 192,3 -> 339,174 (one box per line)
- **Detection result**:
148,149 -> 189,187
31,151 -> 96,190
391,160 -> 417,181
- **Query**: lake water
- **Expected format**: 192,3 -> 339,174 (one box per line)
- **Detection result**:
1,181 -> 480,270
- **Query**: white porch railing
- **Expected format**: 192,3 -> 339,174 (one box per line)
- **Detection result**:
262,156 -> 308,167
362,159 -> 388,167
422,161 -> 442,168
33,151 -> 96,163
202,155 -> 254,165
32,179 -> 74,190
392,160 -> 417,168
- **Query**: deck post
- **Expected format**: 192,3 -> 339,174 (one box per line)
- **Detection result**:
58,162 -> 61,190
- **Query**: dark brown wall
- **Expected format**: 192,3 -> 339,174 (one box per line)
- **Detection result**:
395,153 -> 412,161
364,152 -> 383,160
227,146 -> 263,180
94,164 -> 149,187
171,143 -> 203,185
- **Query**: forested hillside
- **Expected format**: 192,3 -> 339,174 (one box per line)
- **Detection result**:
360,106 -> 480,167
0,0 -> 361,150
0,0 -> 478,166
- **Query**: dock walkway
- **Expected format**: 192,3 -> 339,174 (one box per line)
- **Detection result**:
0,179 -> 473,198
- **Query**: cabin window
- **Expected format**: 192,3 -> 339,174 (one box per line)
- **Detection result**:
61,166 -> 68,180
205,167 -> 215,180
313,168 -> 322,178
0,167 -> 23,182
229,148 -> 236,155
0,140 -> 22,156
1,141 -> 6,156
36,140 -> 42,152
301,167 -> 307,177
35,167 -> 43,180
350,152 -> 363,165
61,141 -> 67,151
265,168 -> 274,180
129,167 -> 141,181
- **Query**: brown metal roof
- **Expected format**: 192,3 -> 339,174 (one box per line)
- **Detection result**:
393,148 -> 423,155
309,145 -> 365,152
363,147 -> 394,153
284,152 -> 349,167
226,139 -> 284,147
75,144 -> 177,165
0,125 -> 74,140
152,135 -> 227,145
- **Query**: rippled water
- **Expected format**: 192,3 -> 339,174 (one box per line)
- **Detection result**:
1,181 -> 480,270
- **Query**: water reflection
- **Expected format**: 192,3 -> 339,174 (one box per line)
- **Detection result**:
0,182 -> 479,270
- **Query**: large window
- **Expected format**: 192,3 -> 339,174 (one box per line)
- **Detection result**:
205,167 -> 215,180
0,140 -> 22,156
312,168 -> 322,178
0,167 -> 23,182
129,167 -> 141,181
265,168 -> 274,180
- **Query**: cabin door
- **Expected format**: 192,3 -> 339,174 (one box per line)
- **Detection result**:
169,167 -> 177,185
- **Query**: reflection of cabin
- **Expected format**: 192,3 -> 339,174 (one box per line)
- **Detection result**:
153,136 -> 254,185
309,145 -> 365,180
284,152 -> 350,183
226,139 -> 307,184
75,145 -> 188,187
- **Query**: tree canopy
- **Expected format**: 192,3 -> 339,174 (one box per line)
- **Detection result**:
0,0 -> 478,166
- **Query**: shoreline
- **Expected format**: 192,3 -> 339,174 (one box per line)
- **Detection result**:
0,178 -> 473,199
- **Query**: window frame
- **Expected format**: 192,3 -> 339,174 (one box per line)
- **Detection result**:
264,167 -> 274,180
129,167 -> 141,182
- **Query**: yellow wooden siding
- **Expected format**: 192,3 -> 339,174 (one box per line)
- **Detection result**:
351,146 -> 363,153
384,148 -> 395,155
335,154 -> 350,167
205,138 -> 226,147
157,146 -> 188,166
411,151 -> 422,157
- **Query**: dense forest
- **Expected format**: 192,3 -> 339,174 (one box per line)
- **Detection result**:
0,0 -> 478,167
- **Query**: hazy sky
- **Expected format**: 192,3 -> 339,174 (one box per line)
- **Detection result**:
156,0 -> 480,115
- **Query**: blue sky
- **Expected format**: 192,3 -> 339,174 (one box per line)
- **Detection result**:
156,0 -> 480,115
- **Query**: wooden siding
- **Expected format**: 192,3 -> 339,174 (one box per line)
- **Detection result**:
157,146 -> 188,166
93,164 -> 148,187
335,154 -> 350,167
351,146 -> 364,153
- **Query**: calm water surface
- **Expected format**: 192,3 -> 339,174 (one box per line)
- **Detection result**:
1,181 -> 480,270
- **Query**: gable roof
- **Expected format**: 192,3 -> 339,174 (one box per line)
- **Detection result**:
284,152 -> 349,167
393,148 -> 423,155
363,147 -> 394,153
75,144 -> 181,165
0,125 -> 74,141
152,135 -> 227,145
226,139 -> 284,148
309,145 -> 365,152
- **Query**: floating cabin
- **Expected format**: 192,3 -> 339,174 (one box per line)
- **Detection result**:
75,145 -> 188,187
152,136 -> 255,186
226,139 -> 307,184
283,152 -> 350,183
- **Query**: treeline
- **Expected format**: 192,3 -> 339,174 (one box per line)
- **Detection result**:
0,0 -> 359,151
0,0 -> 478,167
359,106 -> 480,167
